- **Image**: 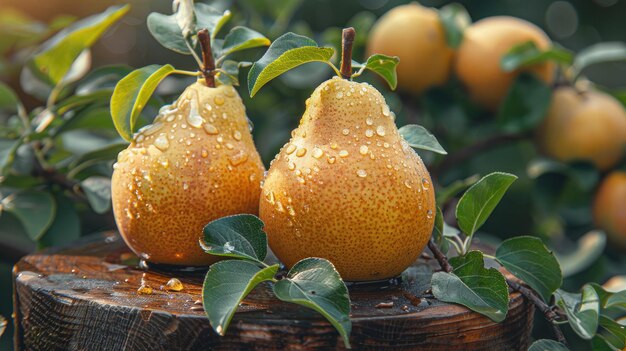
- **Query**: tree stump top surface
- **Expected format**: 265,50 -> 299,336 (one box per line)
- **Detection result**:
14,232 -> 534,350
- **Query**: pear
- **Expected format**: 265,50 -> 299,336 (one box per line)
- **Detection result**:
259,77 -> 435,281
111,80 -> 265,266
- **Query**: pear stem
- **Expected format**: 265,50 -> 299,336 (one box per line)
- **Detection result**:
197,29 -> 216,87
340,27 -> 355,79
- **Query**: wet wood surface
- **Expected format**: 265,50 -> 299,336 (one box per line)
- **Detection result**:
14,232 -> 534,350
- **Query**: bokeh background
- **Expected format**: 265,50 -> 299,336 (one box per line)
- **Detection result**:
1,0 -> 625,349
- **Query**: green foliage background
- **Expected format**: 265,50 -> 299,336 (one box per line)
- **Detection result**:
1,0 -> 625,349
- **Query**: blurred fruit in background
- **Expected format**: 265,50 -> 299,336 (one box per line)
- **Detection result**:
367,3 -> 453,95
593,171 -> 626,251
537,87 -> 626,170
455,16 -> 554,110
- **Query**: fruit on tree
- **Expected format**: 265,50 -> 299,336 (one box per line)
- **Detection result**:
111,81 -> 265,266
593,172 -> 626,251
537,87 -> 626,170
454,16 -> 554,110
366,3 -> 453,95
259,77 -> 436,281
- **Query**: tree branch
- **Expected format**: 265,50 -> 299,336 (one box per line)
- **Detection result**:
506,279 -> 567,345
197,29 -> 216,87
427,238 -> 453,273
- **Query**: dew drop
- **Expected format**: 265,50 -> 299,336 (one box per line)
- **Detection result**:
330,142 -> 338,149
327,156 -> 336,164
382,104 -> 390,116
187,114 -> 203,128
421,178 -> 431,190
229,150 -> 248,166
366,117 -> 373,126
336,91 -> 344,99
342,128 -> 350,136
285,144 -> 296,154
312,147 -> 324,159
203,124 -> 218,135
297,177 -> 306,184
376,125 -> 386,136
233,130 -> 242,141
154,134 -> 170,151
201,149 -> 208,158
183,182 -> 189,190
426,210 -> 433,219
404,180 -> 412,189
296,148 -> 307,157
359,145 -> 369,155
288,162 -> 296,170
165,278 -> 184,292
276,201 -> 285,212
365,129 -> 374,138
214,96 -> 225,106
137,284 -> 153,295
339,150 -> 349,158
356,169 -> 367,178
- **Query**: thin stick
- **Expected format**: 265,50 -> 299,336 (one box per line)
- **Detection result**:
427,239 -> 453,273
197,29 -> 216,87
506,279 -> 567,345
340,27 -> 355,79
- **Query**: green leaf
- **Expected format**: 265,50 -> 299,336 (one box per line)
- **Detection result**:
0,138 -> 21,175
356,54 -> 400,90
81,176 -> 112,214
201,214 -> 268,263
273,258 -> 352,348
398,124 -> 447,154
69,143 -> 126,169
496,236 -> 562,302
436,174 -> 480,205
220,26 -> 270,57
438,3 -> 471,48
248,32 -> 334,97
432,251 -> 509,322
147,12 -> 190,55
456,172 -> 517,237
588,283 -> 626,311
557,231 -> 606,277
202,260 -> 278,335
38,194 -> 80,248
497,73 -> 552,132
215,60 -> 244,86
432,207 -> 449,254
555,285 -> 600,340
528,339 -> 569,351
501,41 -> 573,72
110,64 -> 175,142
598,315 -> 626,350
194,5 -> 231,39
30,5 -> 129,85
0,81 -> 19,112
572,42 -> 626,79
4,190 -> 56,241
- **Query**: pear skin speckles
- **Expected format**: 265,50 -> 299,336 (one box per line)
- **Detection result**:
259,78 -> 435,281
112,81 -> 265,266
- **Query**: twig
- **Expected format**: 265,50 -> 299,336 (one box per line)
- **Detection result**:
427,238 -> 453,273
31,142 -> 81,194
428,235 -> 568,345
431,132 -> 530,178
506,279 -> 567,345
197,29 -> 216,87
340,27 -> 355,79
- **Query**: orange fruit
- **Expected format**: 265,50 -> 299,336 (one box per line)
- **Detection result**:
537,87 -> 626,170
111,81 -> 265,266
455,16 -> 554,111
259,78 -> 435,281
593,172 -> 626,251
367,3 -> 453,95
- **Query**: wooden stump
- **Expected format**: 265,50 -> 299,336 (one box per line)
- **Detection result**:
13,232 -> 534,350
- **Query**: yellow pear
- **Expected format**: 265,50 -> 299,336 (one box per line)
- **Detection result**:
259,77 -> 435,281
455,16 -> 554,111
367,3 -> 453,95
111,80 -> 265,266
537,87 -> 626,170
593,172 -> 626,252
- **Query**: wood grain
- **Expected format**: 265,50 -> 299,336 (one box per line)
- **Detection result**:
13,232 -> 534,350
